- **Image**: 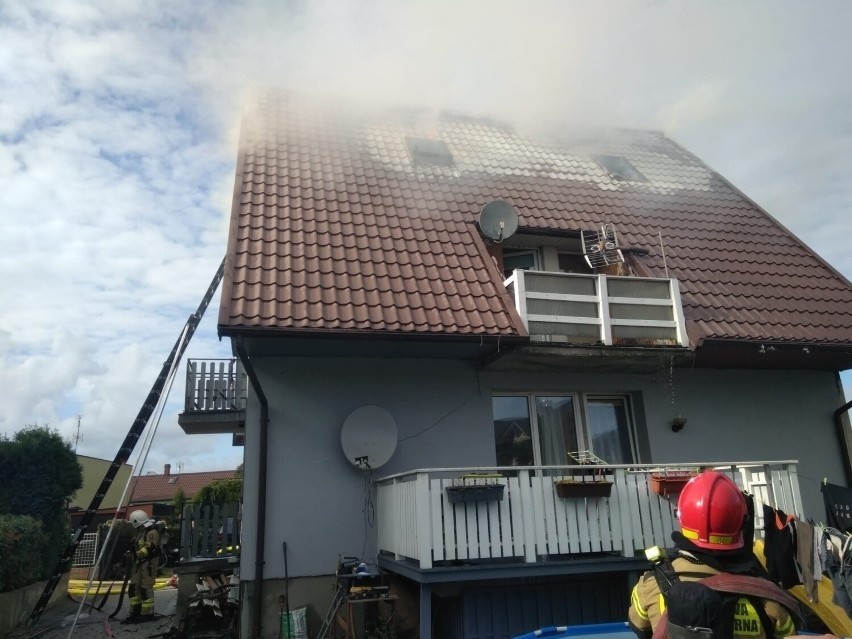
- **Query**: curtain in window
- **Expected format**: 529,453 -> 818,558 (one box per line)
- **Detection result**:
586,398 -> 632,464
492,396 -> 534,467
535,396 -> 577,468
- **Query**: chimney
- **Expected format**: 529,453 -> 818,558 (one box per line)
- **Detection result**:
164,464 -> 171,477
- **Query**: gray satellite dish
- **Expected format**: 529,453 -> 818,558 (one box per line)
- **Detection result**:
478,200 -> 519,243
340,405 -> 398,470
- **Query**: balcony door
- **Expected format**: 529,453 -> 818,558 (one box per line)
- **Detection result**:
492,393 -> 636,468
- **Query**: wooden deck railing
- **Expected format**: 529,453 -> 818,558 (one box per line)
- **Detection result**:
376,461 -> 801,569
184,358 -> 247,413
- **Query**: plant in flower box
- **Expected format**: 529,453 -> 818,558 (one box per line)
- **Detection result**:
554,451 -> 613,499
650,469 -> 698,498
445,473 -> 505,503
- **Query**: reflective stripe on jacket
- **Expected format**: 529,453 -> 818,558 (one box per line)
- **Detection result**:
627,556 -> 795,639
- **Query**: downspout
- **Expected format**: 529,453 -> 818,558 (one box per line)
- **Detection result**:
834,395 -> 852,486
235,335 -> 269,639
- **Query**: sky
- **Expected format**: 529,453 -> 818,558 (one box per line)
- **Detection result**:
1,1 -> 850,477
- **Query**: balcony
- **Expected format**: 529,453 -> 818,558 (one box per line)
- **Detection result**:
178,358 -> 247,436
376,461 -> 801,571
504,270 -> 689,348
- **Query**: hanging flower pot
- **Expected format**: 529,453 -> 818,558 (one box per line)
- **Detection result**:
650,471 -> 697,498
554,479 -> 613,499
446,473 -> 505,503
446,484 -> 505,503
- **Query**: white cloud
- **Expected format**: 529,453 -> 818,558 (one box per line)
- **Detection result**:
1,0 -> 850,476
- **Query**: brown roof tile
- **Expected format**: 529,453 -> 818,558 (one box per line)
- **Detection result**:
219,90 -> 852,346
129,470 -> 236,504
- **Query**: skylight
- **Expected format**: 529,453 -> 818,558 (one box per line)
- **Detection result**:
594,155 -> 646,181
406,137 -> 454,167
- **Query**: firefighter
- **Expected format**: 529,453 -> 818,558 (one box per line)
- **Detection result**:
125,509 -> 161,622
628,471 -> 796,639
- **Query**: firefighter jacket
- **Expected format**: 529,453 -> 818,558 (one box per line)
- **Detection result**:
628,553 -> 795,639
134,525 -> 161,563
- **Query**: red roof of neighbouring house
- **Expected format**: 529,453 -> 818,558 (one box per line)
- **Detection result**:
129,469 -> 236,505
219,89 -> 852,357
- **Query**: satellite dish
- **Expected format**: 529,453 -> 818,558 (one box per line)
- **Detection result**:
582,223 -> 625,268
478,200 -> 519,243
340,405 -> 398,470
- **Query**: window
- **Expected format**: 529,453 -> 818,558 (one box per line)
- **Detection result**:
557,252 -> 592,274
501,248 -> 539,279
406,137 -> 454,166
594,155 -> 646,182
492,393 -> 637,468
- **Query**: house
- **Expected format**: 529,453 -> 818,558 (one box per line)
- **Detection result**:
127,464 -> 236,520
68,455 -> 133,529
179,90 -> 852,639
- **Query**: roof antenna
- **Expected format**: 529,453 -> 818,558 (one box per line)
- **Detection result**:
658,231 -> 669,279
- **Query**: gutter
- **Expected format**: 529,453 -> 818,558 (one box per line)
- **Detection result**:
834,392 -> 852,486
235,335 -> 269,639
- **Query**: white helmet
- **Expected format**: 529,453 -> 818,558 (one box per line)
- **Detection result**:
129,510 -> 149,529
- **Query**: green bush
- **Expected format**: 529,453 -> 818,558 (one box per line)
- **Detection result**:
0,425 -> 83,582
0,515 -> 47,592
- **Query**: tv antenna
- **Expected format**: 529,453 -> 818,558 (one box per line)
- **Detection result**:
477,200 -> 519,243
581,223 -> 625,268
72,415 -> 83,453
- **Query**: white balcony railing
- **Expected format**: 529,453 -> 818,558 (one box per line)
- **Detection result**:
184,358 -> 248,413
376,461 -> 801,569
504,270 -> 689,347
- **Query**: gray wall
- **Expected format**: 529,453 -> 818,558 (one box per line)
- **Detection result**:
239,356 -> 847,581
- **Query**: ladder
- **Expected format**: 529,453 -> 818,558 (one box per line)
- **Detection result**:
27,258 -> 226,625
316,583 -> 348,639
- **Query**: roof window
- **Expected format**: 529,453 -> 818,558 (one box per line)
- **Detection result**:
594,155 -> 646,181
406,137 -> 454,167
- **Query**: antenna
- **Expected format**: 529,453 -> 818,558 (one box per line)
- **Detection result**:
72,415 -> 83,453
581,223 -> 625,268
477,200 -> 519,243
658,231 -> 669,278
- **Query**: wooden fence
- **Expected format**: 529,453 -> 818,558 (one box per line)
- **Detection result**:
180,501 -> 241,560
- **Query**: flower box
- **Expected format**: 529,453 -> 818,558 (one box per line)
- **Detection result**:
446,484 -> 505,503
650,472 -> 696,498
554,479 -> 613,499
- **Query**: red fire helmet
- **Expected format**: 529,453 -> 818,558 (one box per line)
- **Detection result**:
677,471 -> 746,550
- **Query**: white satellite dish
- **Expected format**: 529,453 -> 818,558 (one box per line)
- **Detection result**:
478,200 -> 519,243
340,405 -> 398,470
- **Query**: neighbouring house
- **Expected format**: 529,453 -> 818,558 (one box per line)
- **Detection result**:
69,455 -> 133,529
127,464 -> 236,520
178,90 -> 852,639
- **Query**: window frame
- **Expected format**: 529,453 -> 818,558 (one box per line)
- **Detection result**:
500,248 -> 540,279
581,394 -> 640,465
492,391 -> 638,467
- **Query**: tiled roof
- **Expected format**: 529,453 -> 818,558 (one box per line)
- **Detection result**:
219,89 -> 852,347
129,470 -> 236,504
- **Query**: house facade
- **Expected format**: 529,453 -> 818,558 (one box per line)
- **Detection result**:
181,90 -> 852,639
68,455 -> 133,529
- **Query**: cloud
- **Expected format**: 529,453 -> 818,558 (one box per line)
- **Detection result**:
1,0 -> 849,476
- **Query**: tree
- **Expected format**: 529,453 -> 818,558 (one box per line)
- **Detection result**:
192,478 -> 242,504
0,425 -> 83,578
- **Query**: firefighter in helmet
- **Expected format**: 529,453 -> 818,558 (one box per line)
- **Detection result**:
628,470 -> 796,639
126,509 -> 161,621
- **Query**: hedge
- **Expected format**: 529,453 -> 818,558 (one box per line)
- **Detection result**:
0,514 -> 47,592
